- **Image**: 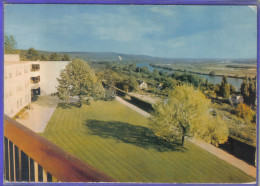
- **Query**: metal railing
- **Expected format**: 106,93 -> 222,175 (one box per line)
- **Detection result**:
4,115 -> 116,183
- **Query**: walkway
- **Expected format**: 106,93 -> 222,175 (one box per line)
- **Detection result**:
115,96 -> 256,178
115,96 -> 151,117
16,96 -> 61,133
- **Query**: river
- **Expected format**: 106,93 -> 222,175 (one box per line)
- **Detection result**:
137,63 -> 243,90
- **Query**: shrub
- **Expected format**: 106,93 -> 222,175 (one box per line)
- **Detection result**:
235,103 -> 254,122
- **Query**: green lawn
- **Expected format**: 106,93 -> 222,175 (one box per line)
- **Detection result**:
42,100 -> 255,183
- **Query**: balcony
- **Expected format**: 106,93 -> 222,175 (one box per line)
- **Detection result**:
30,76 -> 40,84
31,64 -> 40,72
4,115 -> 116,183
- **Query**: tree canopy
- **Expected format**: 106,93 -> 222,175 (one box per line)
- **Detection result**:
4,35 -> 17,53
49,53 -> 61,61
219,75 -> 230,99
57,58 -> 105,107
150,85 -> 228,146
61,54 -> 70,61
240,76 -> 256,106
26,47 -> 39,61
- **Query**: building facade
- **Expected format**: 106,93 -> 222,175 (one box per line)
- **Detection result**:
4,54 -> 70,117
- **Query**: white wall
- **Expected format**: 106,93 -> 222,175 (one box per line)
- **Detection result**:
4,54 -> 70,117
4,54 -> 20,62
4,63 -> 31,117
37,61 -> 69,95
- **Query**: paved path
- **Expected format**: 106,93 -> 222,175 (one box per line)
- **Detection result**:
115,96 -> 151,117
189,139 -> 256,178
115,96 -> 256,178
17,96 -> 61,133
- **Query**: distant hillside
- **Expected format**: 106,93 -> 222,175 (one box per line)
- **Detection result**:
37,50 -> 256,64
57,52 -> 174,63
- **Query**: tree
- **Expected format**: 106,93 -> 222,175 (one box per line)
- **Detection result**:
230,84 -> 236,94
26,47 -> 39,61
49,53 -> 60,61
57,58 -> 105,107
235,103 -> 254,122
248,77 -> 256,106
39,54 -> 48,61
150,85 -> 228,146
4,35 -> 17,53
240,76 -> 256,106
209,71 -> 216,76
219,75 -> 230,99
61,54 -> 70,61
191,115 -> 229,146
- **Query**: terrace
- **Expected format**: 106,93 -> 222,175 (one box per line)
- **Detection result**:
3,115 -> 116,182
31,64 -> 40,72
30,76 -> 40,84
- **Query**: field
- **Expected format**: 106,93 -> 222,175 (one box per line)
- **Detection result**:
42,100 -> 254,183
155,62 -> 257,78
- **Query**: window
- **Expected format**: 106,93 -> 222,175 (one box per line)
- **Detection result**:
20,98 -> 22,106
4,72 -> 8,79
31,76 -> 40,83
17,100 -> 19,109
31,64 -> 40,71
9,73 -> 12,78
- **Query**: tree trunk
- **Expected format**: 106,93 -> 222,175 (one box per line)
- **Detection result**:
181,135 -> 185,146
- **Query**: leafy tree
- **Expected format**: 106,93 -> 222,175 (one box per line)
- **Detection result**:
229,84 -> 236,94
240,76 -> 256,106
57,58 -> 105,107
150,85 -> 228,146
209,71 -> 216,76
248,77 -> 256,106
235,103 -> 254,122
140,66 -> 149,74
191,115 -> 229,146
49,52 -> 60,61
39,54 -> 48,61
219,75 -> 230,98
61,54 -> 70,61
26,47 -> 39,61
4,35 -> 17,53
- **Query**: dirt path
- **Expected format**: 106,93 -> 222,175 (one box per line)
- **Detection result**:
115,96 -> 256,179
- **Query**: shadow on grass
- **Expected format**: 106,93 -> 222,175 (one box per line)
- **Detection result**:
84,119 -> 186,152
58,102 -> 90,109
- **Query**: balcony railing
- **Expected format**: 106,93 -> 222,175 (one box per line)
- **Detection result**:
4,115 -> 116,183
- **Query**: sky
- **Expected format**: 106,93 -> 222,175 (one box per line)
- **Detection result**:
4,4 -> 257,59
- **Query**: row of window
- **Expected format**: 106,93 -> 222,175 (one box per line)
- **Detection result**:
4,81 -> 30,99
4,67 -> 31,79
16,95 -> 30,110
7,94 -> 30,115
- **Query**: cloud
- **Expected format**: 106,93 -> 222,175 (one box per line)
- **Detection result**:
64,11 -> 163,42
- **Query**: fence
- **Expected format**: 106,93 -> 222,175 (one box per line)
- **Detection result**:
4,115 -> 116,183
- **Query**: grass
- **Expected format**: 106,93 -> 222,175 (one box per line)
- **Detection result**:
42,100 -> 255,183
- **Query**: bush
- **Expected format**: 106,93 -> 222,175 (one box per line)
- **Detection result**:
235,103 -> 254,122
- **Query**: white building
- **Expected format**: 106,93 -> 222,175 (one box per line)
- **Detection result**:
4,54 -> 70,117
139,81 -> 148,90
